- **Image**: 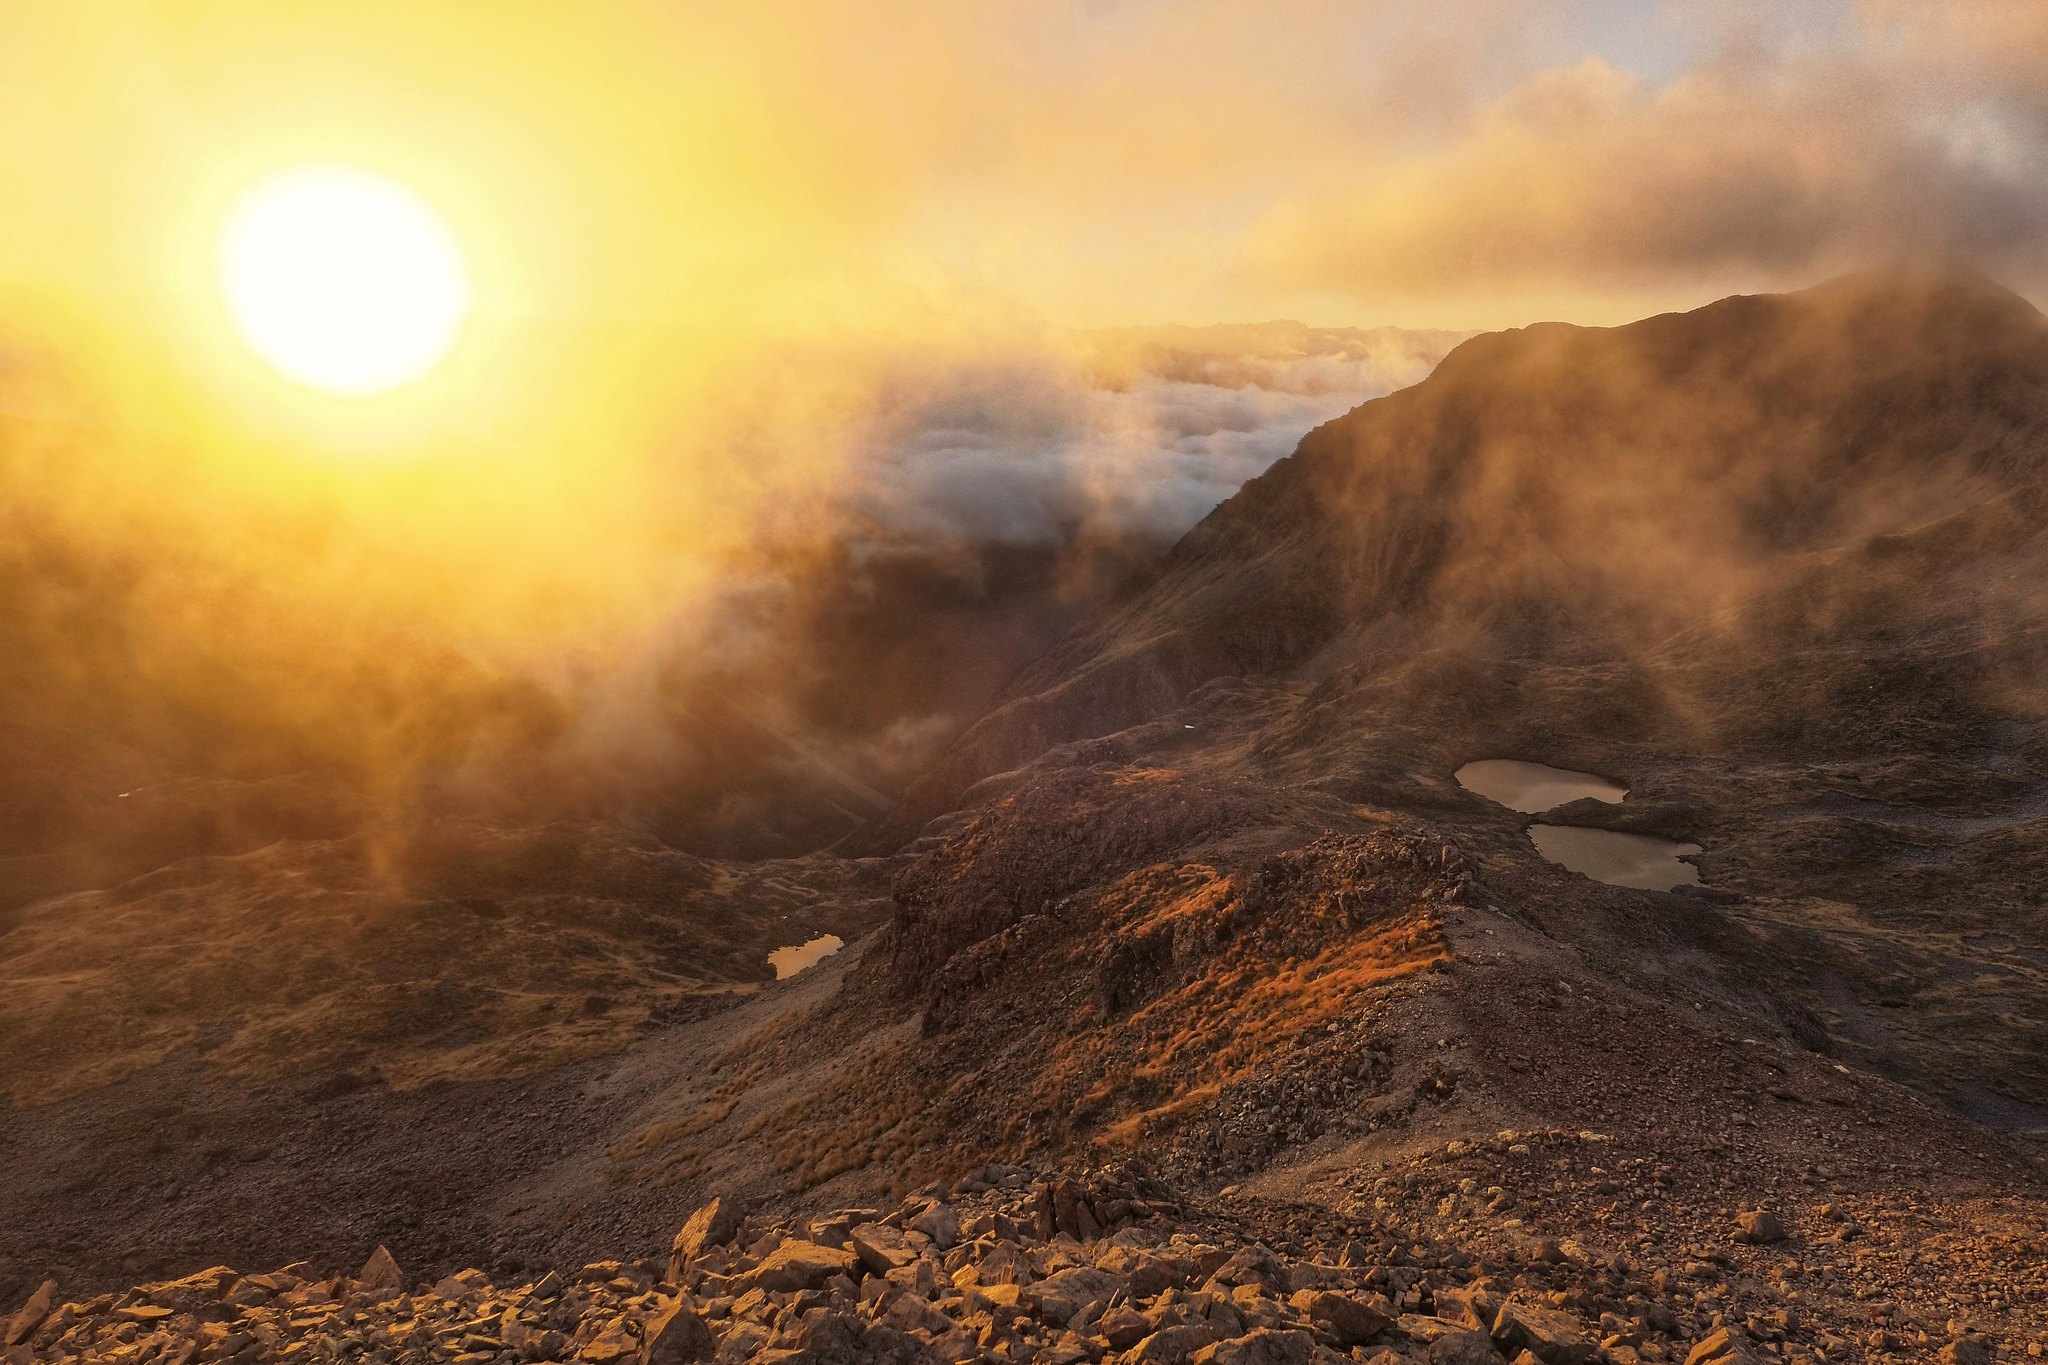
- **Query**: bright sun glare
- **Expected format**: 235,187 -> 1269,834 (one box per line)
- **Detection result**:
217,165 -> 472,397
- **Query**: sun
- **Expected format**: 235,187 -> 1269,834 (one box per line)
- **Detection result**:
217,165 -> 472,397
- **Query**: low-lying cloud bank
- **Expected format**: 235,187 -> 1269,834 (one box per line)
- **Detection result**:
0,321 -> 1468,874
845,324 -> 1469,550
611,324 -> 1470,851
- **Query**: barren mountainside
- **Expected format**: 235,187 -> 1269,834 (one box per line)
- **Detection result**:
5,270 -> 2048,1364
916,268 -> 2048,809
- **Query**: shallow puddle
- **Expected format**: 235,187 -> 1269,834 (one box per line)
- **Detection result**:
768,933 -> 845,980
1456,759 -> 1627,813
1529,825 -> 1702,891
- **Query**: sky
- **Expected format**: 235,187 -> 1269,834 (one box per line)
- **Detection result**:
0,0 -> 2041,343
0,0 -> 2045,829
0,1 -> 2043,647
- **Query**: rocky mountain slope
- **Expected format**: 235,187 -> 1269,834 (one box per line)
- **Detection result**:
6,269 -> 2048,1361
6,1160 -> 2026,1363
913,267 -> 2048,810
869,267 -> 2048,1136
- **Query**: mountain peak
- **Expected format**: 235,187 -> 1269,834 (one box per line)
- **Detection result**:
913,269 -> 2048,811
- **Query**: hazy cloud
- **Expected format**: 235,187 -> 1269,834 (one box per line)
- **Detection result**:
836,326 -> 1467,549
1246,9 -> 2048,311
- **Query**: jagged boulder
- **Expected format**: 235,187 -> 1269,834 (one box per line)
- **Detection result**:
1426,1328 -> 1501,1365
1098,1245 -> 1192,1301
1733,1210 -> 1786,1245
747,1239 -> 859,1293
1206,1245 -> 1293,1296
1023,1266 -> 1124,1325
1037,1177 -> 1105,1241
1193,1327 -> 1317,1365
909,1200 -> 961,1250
1685,1326 -> 1769,1365
1100,1304 -> 1153,1349
849,1223 -> 919,1276
130,1266 -> 237,1315
641,1298 -> 717,1364
1491,1295 -> 1594,1364
1130,1323 -> 1225,1363
358,1245 -> 404,1294
668,1196 -> 746,1281
1290,1290 -> 1391,1346
3,1280 -> 54,1348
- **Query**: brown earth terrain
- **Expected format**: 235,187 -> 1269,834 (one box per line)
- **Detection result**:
6,269 -> 2048,1362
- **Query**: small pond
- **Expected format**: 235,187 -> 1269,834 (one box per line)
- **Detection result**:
768,933 -> 845,980
1528,825 -> 1702,892
1459,758 -> 1703,890
1455,760 -> 1626,814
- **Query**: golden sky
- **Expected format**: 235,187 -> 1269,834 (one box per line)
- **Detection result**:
2,2 -> 2043,337
0,0 -> 2042,648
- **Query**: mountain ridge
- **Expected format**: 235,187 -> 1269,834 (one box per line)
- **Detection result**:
6,269 -> 2048,1359
901,266 -> 2048,823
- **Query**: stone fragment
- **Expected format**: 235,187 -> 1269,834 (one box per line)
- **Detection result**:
805,1215 -> 853,1250
1427,1328 -> 1501,1365
748,1240 -> 858,1293
716,1320 -> 773,1363
1192,1327 -> 1317,1365
114,1305 -> 174,1322
1043,1180 -> 1104,1242
1734,1210 -> 1785,1245
797,1308 -> 865,1357
584,1318 -> 641,1361
1435,1285 -> 1503,1334
1100,1304 -> 1153,1350
1290,1290 -> 1391,1346
849,1224 -> 918,1277
1027,1266 -> 1124,1326
1098,1245 -> 1190,1301
669,1198 -> 746,1281
1493,1296 -> 1595,1364
910,1202 -> 961,1250
3,1283 -> 54,1348
432,1268 -> 489,1298
1685,1326 -> 1767,1365
136,1267 -> 238,1314
357,1246 -> 403,1294
1129,1323 -> 1224,1363
1203,1246 -> 1290,1295
641,1299 -> 717,1364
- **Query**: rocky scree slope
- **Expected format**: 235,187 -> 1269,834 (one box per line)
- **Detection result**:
8,1164 -> 2023,1365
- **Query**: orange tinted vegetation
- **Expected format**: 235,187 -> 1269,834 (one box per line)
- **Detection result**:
746,1076 -> 942,1194
596,814 -> 1466,1198
1034,855 -> 1449,1156
733,827 -> 1460,1186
